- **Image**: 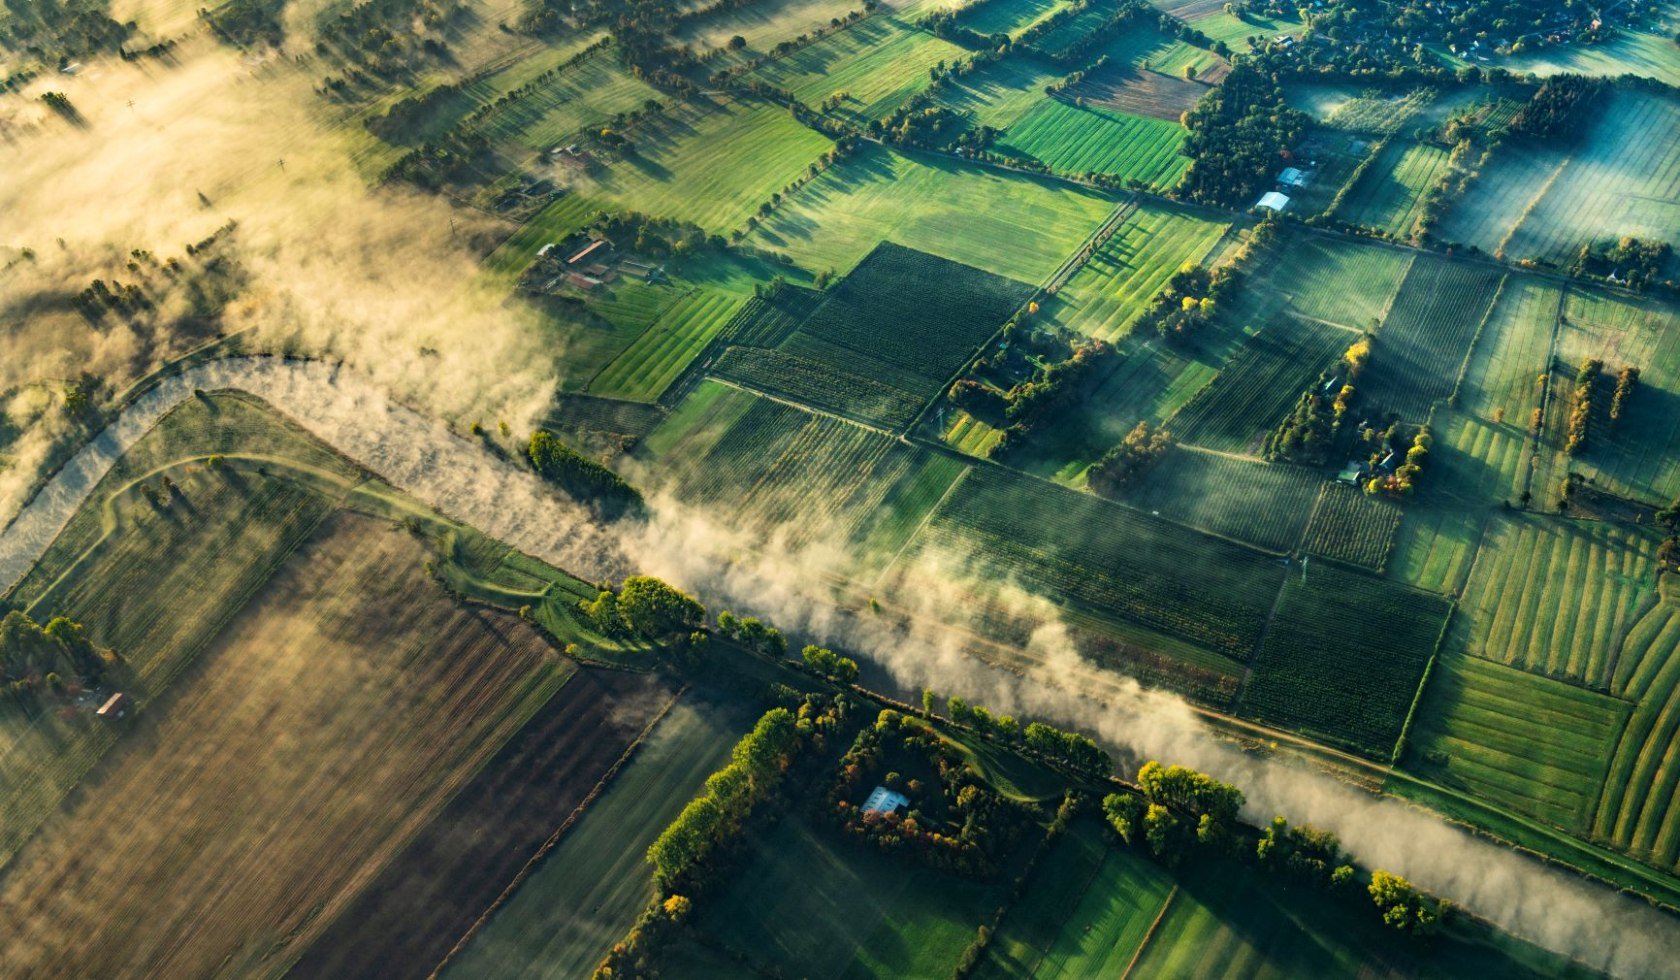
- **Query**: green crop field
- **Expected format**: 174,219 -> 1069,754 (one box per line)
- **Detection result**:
1026,3 -> 1114,56
589,289 -> 746,401
695,814 -> 1008,978
1300,483 -> 1401,571
1044,201 -> 1229,342
1407,654 -> 1628,833
748,144 -> 1120,281
979,820 -> 1174,979
957,0 -> 1069,37
472,50 -> 663,151
920,467 -> 1287,661
1597,592 -> 1680,871
570,96 -> 834,233
444,693 -> 757,979
1454,515 -> 1658,688
750,16 -> 967,120
1168,316 -> 1352,455
1335,140 -> 1452,238
997,99 -> 1190,190
1119,449 -> 1321,553
932,54 -> 1063,131
1548,287 -> 1680,504
1241,563 -> 1450,756
1240,233 -> 1414,332
1456,275 -> 1561,421
1093,25 -> 1225,79
1360,257 -> 1505,421
676,0 -> 866,59
1478,28 -> 1680,88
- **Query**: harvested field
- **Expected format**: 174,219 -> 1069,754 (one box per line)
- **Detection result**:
0,514 -> 567,979
291,667 -> 673,980
1068,65 -> 1208,121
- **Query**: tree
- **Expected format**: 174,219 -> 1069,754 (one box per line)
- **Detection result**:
802,644 -> 859,683
921,688 -> 937,717
728,34 -> 746,49
527,429 -> 644,516
1368,870 -> 1444,936
617,576 -> 705,639
1101,792 -> 1146,844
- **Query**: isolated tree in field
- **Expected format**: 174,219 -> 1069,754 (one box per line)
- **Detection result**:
617,576 -> 705,639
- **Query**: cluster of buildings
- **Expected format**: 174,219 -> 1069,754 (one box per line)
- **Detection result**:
531,234 -> 666,293
1256,165 -> 1314,212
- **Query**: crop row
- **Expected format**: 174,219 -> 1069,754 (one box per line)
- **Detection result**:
1300,483 -> 1399,570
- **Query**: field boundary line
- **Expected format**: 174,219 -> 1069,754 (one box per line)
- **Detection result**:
1520,286 -> 1569,506
1495,153 -> 1575,259
1118,884 -> 1178,980
427,684 -> 688,979
872,466 -> 971,591
1281,309 -> 1362,335
705,375 -> 900,438
1445,273 -> 1509,410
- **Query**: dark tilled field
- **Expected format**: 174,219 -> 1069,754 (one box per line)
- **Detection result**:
288,667 -> 676,980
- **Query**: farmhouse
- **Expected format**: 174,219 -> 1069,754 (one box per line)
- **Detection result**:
1337,460 -> 1369,485
96,692 -> 130,719
565,271 -> 603,291
1256,191 -> 1291,212
861,785 -> 910,816
1278,167 -> 1310,189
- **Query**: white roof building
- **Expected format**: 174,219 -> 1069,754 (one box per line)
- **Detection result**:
862,785 -> 910,815
1257,191 -> 1291,212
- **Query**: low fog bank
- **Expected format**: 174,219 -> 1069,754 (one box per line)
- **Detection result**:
1,357 -> 1675,977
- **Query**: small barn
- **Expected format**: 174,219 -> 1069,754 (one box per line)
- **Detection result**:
1256,191 -> 1291,212
97,692 -> 130,720
1278,167 -> 1309,189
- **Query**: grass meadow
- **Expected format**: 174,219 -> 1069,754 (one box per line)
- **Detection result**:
997,99 -> 1190,190
1335,140 -> 1452,238
750,16 -> 967,120
1597,589 -> 1680,873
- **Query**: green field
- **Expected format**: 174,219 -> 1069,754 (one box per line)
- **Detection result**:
957,0 -> 1069,37
933,54 -> 1064,130
1240,233 -> 1415,332
676,0 -> 866,59
979,820 -> 1174,979
1407,654 -> 1628,833
997,99 -> 1190,190
444,693 -> 757,979
1597,592 -> 1680,872
472,49 -> 663,151
750,16 -> 967,120
1336,140 -> 1452,238
589,289 -> 746,400
1361,257 -> 1505,422
571,96 -> 834,234
918,467 -> 1287,662
1043,201 -> 1229,342
1302,484 -> 1399,568
1119,449 -> 1321,553
1454,515 -> 1658,688
1241,563 -> 1450,756
696,813 -> 1008,977
748,144 -> 1121,281
1168,316 -> 1351,455
1456,275 -> 1562,422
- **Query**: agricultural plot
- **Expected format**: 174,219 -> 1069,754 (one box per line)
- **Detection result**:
293,667 -> 670,979
445,692 -> 758,980
696,814 -> 1008,978
1452,514 -> 1658,688
0,514 -> 566,979
715,243 -> 1029,427
1300,483 -> 1401,571
1119,449 -> 1321,553
748,144 -> 1119,281
1324,88 -> 1437,134
676,0 -> 866,60
1184,9 -> 1301,49
979,820 -> 1175,979
1284,127 -> 1373,218
571,95 -> 834,234
1093,25 -> 1225,80
931,54 -> 1064,131
957,0 -> 1068,37
997,99 -> 1190,190
1025,3 -> 1114,57
1241,563 -> 1450,756
1550,287 -> 1680,504
1043,201 -> 1229,342
1406,654 -> 1627,834
1068,63 -> 1208,121
472,50 -> 663,151
1360,257 -> 1504,422
1501,89 -> 1680,264
1240,232 -> 1413,332
1484,28 -> 1680,89
920,467 -> 1287,661
589,289 -> 745,401
1596,593 -> 1680,872
749,16 -> 967,121
1456,275 -> 1562,422
1168,316 -> 1350,455
1334,140 -> 1452,238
